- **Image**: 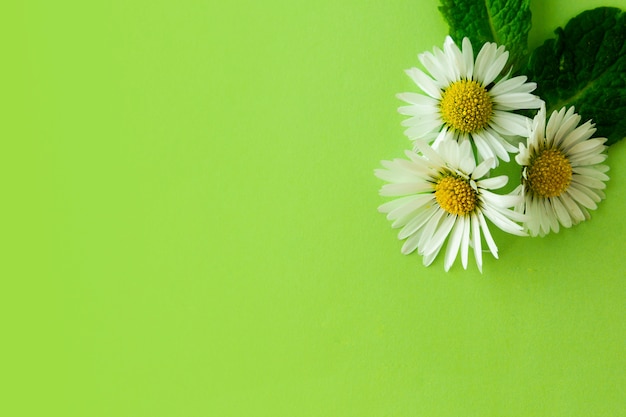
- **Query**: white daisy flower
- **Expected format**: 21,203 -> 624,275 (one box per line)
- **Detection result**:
398,36 -> 542,167
375,140 -> 526,272
514,105 -> 609,237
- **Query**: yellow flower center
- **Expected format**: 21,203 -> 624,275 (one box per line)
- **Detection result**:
434,175 -> 478,216
527,148 -> 572,198
440,79 -> 493,133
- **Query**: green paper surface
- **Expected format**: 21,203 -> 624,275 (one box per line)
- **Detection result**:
2,0 -> 624,416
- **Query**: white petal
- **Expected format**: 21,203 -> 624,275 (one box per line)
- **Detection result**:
454,144 -> 476,174
478,212 -> 499,258
477,175 -> 508,190
545,198 -> 561,233
386,194 -> 435,221
531,105 -> 547,141
566,184 -> 598,209
573,183 -> 604,203
398,104 -> 437,116
482,205 -> 525,236
472,133 -> 497,167
559,121 -> 596,151
418,209 -> 448,256
551,197 -> 572,228
552,110 -> 582,146
571,173 -> 607,191
567,137 -> 606,157
404,119 -> 445,138
377,159 -> 420,181
473,157 -> 494,180
421,49 -> 456,86
378,194 -> 418,213
422,249 -> 439,267
414,139 -> 446,166
527,197 -> 544,236
546,107 -> 566,143
397,92 -> 440,107
572,166 -> 610,181
444,37 -> 465,76
482,129 -> 514,161
405,68 -> 442,99
421,213 -> 456,257
459,155 -> 476,175
489,76 -> 529,96
444,217 -> 465,271
492,93 -> 542,110
560,192 -> 586,224
443,138 -> 461,168
431,126 -> 456,148
568,153 -> 607,166
380,182 -> 434,196
515,147 -> 529,166
474,42 -> 495,81
461,37 -> 474,79
401,229 -> 422,255
459,216 -> 471,269
479,45 -> 508,85
491,111 -> 529,136
398,206 -> 439,239
394,158 -> 432,178
524,197 -> 541,236
404,151 -> 438,173
392,205 -> 428,229
481,189 -> 523,210
491,201 -> 527,223
374,160 -> 417,183
533,197 -> 550,235
470,214 -> 483,273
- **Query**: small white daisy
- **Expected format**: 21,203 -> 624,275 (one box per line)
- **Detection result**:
398,36 -> 542,167
514,105 -> 609,237
375,140 -> 526,272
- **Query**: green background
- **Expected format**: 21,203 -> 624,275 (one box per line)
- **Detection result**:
3,0 -> 625,415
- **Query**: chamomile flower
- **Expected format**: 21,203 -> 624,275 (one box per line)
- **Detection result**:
375,140 -> 526,272
514,105 -> 609,237
398,36 -> 542,167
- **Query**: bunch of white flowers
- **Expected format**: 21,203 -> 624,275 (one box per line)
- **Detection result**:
376,37 -> 609,272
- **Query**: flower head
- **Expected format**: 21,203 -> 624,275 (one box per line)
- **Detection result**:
398,36 -> 542,167
514,105 -> 609,236
375,140 -> 526,272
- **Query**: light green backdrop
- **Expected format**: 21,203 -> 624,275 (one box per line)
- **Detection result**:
2,0 -> 624,416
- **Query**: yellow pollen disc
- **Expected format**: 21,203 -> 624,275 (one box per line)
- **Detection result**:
440,80 -> 493,133
434,176 -> 478,216
527,148 -> 573,198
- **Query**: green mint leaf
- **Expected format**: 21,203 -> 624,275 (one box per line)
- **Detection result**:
523,7 -> 626,146
438,0 -> 532,70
